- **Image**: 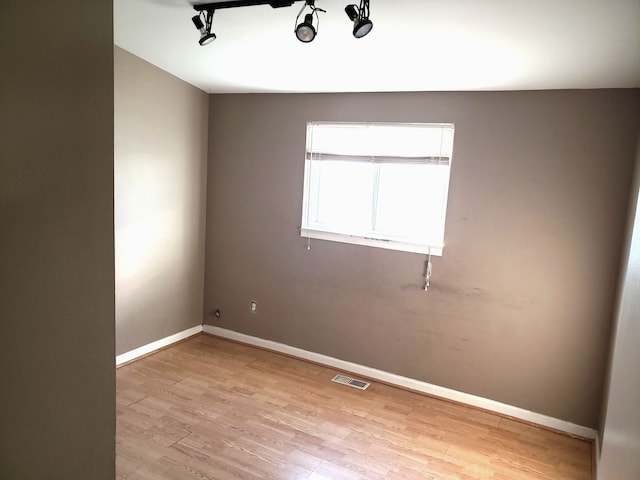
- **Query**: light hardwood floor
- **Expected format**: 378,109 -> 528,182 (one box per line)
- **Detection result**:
116,334 -> 593,479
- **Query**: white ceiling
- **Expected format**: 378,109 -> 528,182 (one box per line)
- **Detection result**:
114,0 -> 640,94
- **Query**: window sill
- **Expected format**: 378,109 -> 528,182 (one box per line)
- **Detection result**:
300,228 -> 443,256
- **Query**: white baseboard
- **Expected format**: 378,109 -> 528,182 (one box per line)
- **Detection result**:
203,325 -> 597,440
116,325 -> 203,366
593,431 -> 600,479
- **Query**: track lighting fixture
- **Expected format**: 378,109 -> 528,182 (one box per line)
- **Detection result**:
295,13 -> 316,42
294,1 -> 325,43
192,10 -> 216,46
190,0 -> 372,46
345,0 -> 372,38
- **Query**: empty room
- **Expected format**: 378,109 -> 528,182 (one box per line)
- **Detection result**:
2,1 -> 640,479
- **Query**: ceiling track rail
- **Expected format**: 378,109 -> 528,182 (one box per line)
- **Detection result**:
193,1 -> 303,12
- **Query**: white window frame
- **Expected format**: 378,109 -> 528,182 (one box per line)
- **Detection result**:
300,122 -> 454,255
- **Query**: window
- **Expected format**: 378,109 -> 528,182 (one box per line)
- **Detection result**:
301,122 -> 454,255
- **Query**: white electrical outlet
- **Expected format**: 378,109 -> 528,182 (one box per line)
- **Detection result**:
250,301 -> 257,313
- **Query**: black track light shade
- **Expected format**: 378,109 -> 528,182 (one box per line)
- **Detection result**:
345,0 -> 372,39
353,17 -> 372,38
199,32 -> 217,45
295,13 -> 316,42
193,9 -> 216,46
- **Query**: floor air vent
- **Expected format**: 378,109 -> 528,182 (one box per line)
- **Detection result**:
331,374 -> 370,390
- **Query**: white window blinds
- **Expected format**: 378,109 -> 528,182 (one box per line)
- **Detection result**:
301,122 -> 455,255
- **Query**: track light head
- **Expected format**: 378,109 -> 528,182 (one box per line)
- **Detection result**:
193,10 -> 216,46
345,1 -> 372,38
296,13 -> 317,43
353,17 -> 372,38
199,32 -> 217,46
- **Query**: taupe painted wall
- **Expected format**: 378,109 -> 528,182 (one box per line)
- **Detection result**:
0,1 -> 115,478
598,134 -> 640,479
114,47 -> 208,355
204,90 -> 640,428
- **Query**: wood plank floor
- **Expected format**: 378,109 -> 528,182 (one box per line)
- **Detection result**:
116,334 -> 593,480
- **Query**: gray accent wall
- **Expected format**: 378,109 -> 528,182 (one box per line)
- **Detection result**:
114,47 -> 208,355
598,134 -> 640,479
0,1 -> 115,478
204,90 -> 640,428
